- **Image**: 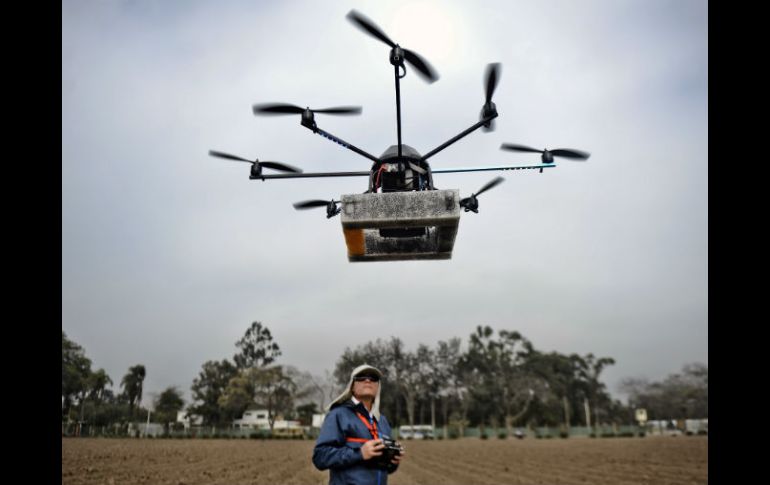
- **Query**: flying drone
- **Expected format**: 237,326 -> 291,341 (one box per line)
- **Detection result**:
210,10 -> 589,262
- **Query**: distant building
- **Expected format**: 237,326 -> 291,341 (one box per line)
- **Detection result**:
233,409 -> 303,435
233,409 -> 271,429
128,422 -> 164,437
312,413 -> 326,429
398,425 -> 435,439
646,419 -> 708,436
685,419 -> 708,434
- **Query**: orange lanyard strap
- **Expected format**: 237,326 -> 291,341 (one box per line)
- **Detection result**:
356,412 -> 379,439
344,411 -> 379,443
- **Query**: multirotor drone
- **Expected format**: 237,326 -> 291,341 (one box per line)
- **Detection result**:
211,10 -> 589,261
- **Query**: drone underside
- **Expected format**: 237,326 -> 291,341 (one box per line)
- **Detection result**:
210,9 -> 589,262
341,189 -> 460,262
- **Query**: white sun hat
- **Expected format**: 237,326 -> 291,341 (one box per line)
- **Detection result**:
327,364 -> 384,419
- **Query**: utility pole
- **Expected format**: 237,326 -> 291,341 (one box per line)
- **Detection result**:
563,396 -> 570,429
146,408 -> 151,438
584,398 -> 591,430
79,397 -> 86,437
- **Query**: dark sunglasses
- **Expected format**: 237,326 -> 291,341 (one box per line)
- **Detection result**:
354,375 -> 380,382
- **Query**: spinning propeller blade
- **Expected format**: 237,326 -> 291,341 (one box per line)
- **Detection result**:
209,150 -> 302,173
549,149 -> 591,160
475,176 -> 505,196
293,200 -> 333,209
501,144 -> 590,161
253,103 -> 361,116
481,63 -> 501,132
208,150 -> 252,163
485,63 -> 500,105
346,10 -> 396,48
402,48 -> 439,83
293,199 -> 341,219
346,9 -> 439,83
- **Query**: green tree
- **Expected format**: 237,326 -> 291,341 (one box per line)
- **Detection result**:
621,363 -> 707,420
580,353 -> 616,426
461,326 -> 535,433
87,369 -> 113,404
525,351 -> 590,427
434,338 -> 464,437
234,321 -> 281,369
190,359 -> 239,425
154,386 -> 185,432
218,371 -> 255,421
416,344 -> 441,432
62,332 -> 93,422
398,349 -> 423,428
252,365 -> 297,430
219,365 -> 298,431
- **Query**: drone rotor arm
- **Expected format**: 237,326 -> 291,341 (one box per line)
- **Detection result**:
311,127 -> 379,164
430,163 -> 556,174
421,113 -> 498,162
252,170 -> 371,180
312,106 -> 363,115
258,161 -> 304,173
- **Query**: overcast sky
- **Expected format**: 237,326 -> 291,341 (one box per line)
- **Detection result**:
62,0 -> 707,407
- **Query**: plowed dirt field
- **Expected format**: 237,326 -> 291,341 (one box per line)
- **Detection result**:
62,436 -> 707,485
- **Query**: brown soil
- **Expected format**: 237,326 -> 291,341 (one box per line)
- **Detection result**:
62,436 -> 707,485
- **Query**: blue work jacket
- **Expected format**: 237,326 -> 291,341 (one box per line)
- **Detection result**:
313,400 -> 399,485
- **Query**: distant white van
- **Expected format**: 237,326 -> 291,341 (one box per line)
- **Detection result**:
398,425 -> 434,439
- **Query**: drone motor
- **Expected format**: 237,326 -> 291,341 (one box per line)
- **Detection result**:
459,177 -> 505,213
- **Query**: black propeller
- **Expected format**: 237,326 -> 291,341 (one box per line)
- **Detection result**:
459,176 -> 505,213
481,63 -> 501,132
293,199 -> 341,219
208,150 -> 303,178
500,144 -> 590,163
346,9 -> 439,83
252,103 -> 362,116
253,103 -> 362,131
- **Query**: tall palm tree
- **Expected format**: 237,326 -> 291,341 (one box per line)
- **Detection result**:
121,365 -> 146,416
88,369 -> 113,403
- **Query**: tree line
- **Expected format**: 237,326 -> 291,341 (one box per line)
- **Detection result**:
62,322 -> 707,435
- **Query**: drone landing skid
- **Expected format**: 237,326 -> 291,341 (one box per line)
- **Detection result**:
341,190 -> 460,262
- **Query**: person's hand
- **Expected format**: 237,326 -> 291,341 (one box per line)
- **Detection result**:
391,448 -> 405,465
360,439 -> 384,460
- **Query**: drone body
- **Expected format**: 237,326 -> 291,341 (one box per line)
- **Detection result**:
210,9 -> 589,262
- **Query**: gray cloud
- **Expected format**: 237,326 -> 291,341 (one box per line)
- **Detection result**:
63,0 -> 707,405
